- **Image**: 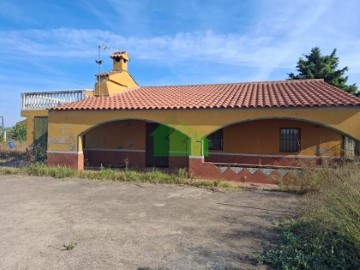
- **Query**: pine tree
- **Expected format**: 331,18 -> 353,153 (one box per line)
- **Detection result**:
288,47 -> 358,95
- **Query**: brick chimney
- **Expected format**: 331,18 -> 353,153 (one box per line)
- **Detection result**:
111,51 -> 129,72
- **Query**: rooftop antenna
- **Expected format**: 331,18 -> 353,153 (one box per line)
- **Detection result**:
96,44 -> 110,96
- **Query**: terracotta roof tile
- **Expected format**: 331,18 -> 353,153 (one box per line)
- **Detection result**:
52,79 -> 360,111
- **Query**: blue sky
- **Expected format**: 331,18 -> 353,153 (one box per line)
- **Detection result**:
0,0 -> 359,127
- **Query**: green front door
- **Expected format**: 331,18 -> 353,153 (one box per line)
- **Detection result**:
146,123 -> 170,167
34,117 -> 48,162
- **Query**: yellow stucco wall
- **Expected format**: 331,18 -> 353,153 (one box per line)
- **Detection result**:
84,120 -> 145,150
47,107 -> 360,156
94,72 -> 138,96
21,110 -> 48,146
221,119 -> 342,156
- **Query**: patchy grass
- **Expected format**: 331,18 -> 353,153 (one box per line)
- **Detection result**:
278,165 -> 336,193
258,219 -> 360,269
0,163 -> 238,190
0,166 -> 18,175
258,161 -> 360,270
63,241 -> 77,251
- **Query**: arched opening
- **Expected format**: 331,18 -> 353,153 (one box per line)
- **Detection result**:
81,119 -> 191,169
204,118 -> 359,167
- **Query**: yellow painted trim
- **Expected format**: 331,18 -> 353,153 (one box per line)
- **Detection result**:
47,150 -> 83,154
208,152 -> 339,159
85,148 -> 145,153
202,115 -> 358,139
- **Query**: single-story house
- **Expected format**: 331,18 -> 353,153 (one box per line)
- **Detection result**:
21,51 -> 360,183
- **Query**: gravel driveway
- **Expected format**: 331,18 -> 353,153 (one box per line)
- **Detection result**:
0,175 -> 300,270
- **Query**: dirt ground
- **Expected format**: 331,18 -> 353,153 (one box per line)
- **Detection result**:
0,175 -> 301,270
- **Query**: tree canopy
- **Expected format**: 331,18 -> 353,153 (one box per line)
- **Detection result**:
288,47 -> 358,95
9,124 -> 27,142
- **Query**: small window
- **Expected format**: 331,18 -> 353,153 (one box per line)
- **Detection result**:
208,129 -> 223,150
343,136 -> 356,158
280,128 -> 300,152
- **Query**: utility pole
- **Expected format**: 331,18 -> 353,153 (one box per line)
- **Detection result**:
0,116 -> 5,142
0,116 -> 4,130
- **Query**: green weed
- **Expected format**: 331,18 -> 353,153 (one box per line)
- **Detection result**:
63,241 -> 77,251
258,161 -> 360,269
178,168 -> 189,179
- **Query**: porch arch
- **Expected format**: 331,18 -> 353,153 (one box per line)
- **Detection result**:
78,117 -> 191,138
202,117 -> 358,167
203,116 -> 360,141
79,118 -> 191,169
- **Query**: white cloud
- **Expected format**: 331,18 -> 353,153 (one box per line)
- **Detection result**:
1,0 -> 360,127
1,0 -> 359,76
1,26 -> 359,73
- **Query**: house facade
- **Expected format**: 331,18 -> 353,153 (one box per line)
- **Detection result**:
21,51 -> 360,183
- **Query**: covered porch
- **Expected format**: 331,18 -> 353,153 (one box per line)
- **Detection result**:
46,107 -> 360,184
192,118 -> 359,183
82,119 -> 190,170
204,118 -> 358,166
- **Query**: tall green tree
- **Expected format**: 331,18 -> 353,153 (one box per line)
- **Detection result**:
288,47 -> 358,95
9,124 -> 27,141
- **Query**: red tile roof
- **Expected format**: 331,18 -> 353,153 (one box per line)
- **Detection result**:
52,79 -> 360,111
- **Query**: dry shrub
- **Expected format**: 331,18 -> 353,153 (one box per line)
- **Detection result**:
0,141 -> 27,163
259,160 -> 360,269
